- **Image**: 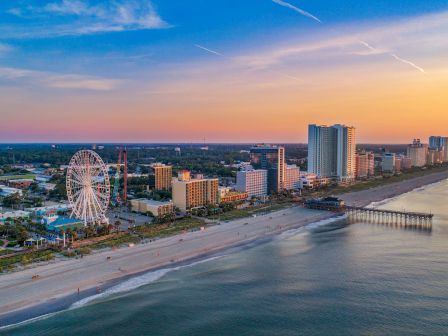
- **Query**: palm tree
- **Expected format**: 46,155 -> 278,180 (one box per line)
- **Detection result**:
71,230 -> 78,243
114,220 -> 121,233
66,228 -> 73,244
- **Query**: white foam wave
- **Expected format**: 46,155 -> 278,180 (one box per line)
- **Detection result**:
367,179 -> 446,209
0,256 -> 222,331
277,215 -> 347,240
70,256 -> 221,309
0,311 -> 59,331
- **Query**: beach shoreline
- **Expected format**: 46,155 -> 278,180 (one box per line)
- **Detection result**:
1,171 -> 447,328
338,170 -> 448,207
0,207 -> 336,327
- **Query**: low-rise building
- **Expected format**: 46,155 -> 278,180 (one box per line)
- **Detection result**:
7,179 -> 34,189
43,216 -> 84,232
382,153 -> 396,173
25,204 -> 72,217
219,191 -> 249,203
0,185 -> 23,197
130,199 -> 175,217
300,173 -> 331,189
0,210 -> 30,224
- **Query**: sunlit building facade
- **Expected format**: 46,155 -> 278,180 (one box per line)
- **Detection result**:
172,172 -> 219,211
250,145 -> 285,194
308,124 -> 356,181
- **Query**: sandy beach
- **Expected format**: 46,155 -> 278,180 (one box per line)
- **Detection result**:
0,207 -> 334,325
338,170 -> 448,207
0,170 -> 447,326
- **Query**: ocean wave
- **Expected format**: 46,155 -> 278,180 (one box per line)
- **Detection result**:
277,215 -> 347,240
0,311 -> 60,331
0,256 -> 222,331
70,256 -> 222,309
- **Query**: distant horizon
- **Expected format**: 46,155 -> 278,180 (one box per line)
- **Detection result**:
0,141 -> 418,146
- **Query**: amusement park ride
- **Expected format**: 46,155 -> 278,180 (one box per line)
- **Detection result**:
112,147 -> 128,205
66,147 -> 128,226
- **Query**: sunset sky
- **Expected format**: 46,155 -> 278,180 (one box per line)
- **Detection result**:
0,0 -> 447,143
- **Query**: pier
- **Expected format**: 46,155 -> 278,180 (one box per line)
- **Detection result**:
345,206 -> 433,229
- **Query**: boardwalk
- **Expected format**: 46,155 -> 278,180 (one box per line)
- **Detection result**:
345,206 -> 433,229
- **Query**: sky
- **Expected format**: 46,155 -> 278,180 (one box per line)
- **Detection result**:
0,0 -> 447,143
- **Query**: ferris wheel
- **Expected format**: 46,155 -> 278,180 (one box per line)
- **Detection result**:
66,150 -> 111,225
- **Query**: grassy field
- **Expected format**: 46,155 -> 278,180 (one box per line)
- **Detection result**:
86,218 -> 207,250
216,202 -> 293,221
0,174 -> 36,181
0,250 -> 54,273
134,217 -> 206,239
89,234 -> 141,250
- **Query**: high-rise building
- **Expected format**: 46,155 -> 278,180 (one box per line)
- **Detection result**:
308,124 -> 356,181
172,172 -> 219,211
429,136 -> 448,162
427,148 -> 444,165
355,151 -> 375,178
381,153 -> 396,173
284,165 -> 301,190
236,169 -> 268,198
250,145 -> 285,194
149,163 -> 173,191
407,139 -> 428,167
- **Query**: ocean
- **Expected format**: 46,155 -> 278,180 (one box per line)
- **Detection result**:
2,179 -> 448,335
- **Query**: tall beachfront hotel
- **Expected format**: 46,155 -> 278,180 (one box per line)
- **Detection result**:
307,124 -> 356,181
250,145 -> 285,194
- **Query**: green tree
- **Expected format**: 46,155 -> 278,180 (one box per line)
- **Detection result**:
2,192 -> 22,208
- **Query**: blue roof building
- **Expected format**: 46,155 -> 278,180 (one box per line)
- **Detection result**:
44,216 -> 84,232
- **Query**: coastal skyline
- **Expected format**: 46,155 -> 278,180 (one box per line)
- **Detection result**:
1,0 -> 448,143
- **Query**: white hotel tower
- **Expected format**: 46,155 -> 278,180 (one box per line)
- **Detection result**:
308,124 -> 356,181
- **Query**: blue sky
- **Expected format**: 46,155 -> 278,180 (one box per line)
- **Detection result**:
1,1 -> 448,142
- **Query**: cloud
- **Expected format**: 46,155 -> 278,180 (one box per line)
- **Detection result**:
235,9 -> 445,73
0,67 -> 122,91
5,0 -> 170,38
272,0 -> 321,23
270,0 -> 429,74
194,43 -> 302,82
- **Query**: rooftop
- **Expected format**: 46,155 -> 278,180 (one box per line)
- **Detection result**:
132,199 -> 173,206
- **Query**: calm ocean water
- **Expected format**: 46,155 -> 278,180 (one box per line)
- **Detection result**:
2,179 -> 448,336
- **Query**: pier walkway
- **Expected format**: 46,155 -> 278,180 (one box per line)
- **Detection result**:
345,206 -> 433,228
